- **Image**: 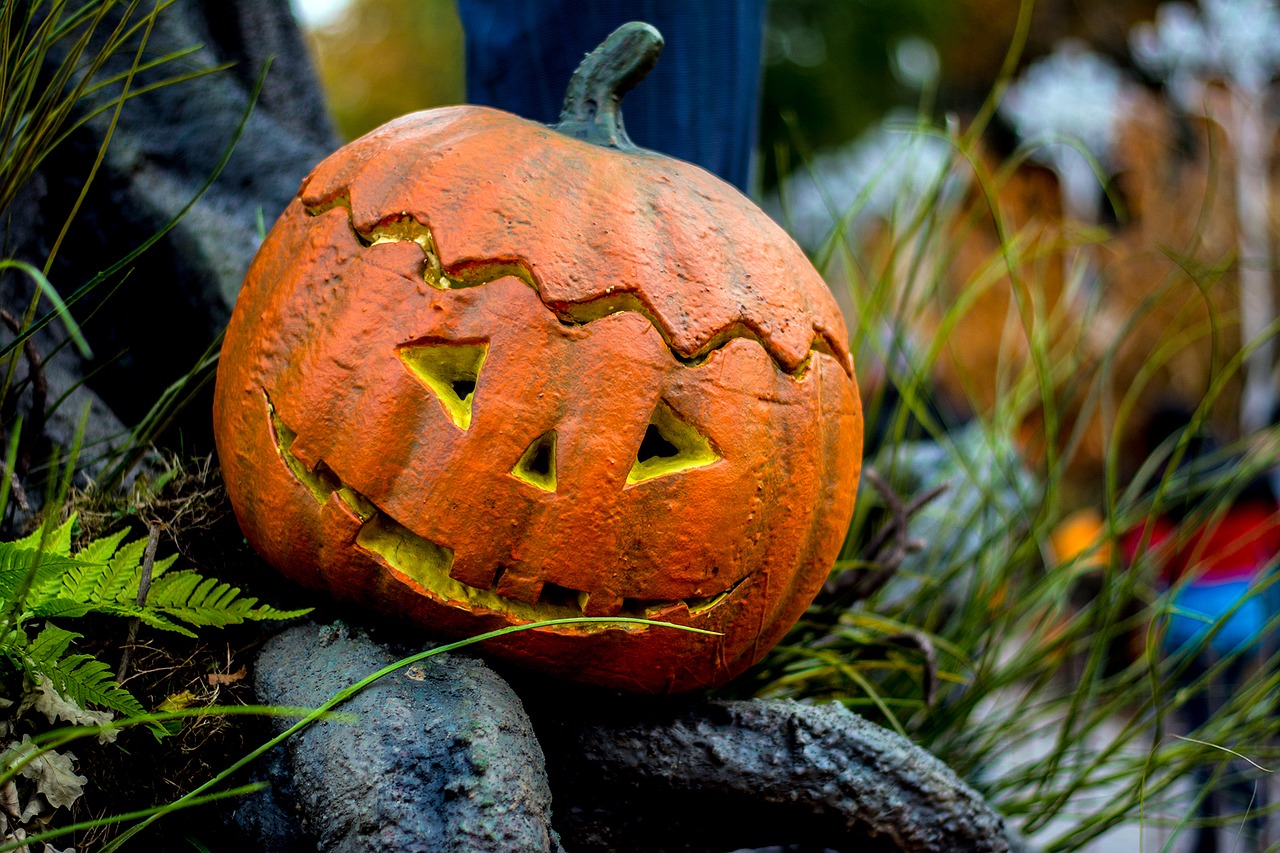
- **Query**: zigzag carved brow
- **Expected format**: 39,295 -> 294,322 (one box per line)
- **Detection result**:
303,195 -> 846,380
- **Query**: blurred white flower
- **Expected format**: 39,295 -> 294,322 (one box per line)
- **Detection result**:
771,114 -> 958,250
999,41 -> 1127,221
291,0 -> 352,30
893,36 -> 941,90
1132,0 -> 1280,97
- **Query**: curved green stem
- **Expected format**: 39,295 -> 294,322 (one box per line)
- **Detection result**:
553,21 -> 663,150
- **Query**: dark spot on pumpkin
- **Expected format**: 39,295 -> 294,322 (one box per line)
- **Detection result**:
512,431 -> 558,491
539,582 -> 582,609
526,438 -> 553,477
637,423 -> 679,461
452,378 -> 476,400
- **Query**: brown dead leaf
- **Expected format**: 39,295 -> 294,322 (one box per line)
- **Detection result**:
206,666 -> 246,687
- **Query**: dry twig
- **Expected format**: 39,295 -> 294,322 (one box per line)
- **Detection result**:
116,522 -> 161,683
823,466 -> 949,601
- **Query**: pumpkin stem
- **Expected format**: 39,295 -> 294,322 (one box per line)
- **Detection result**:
553,21 -> 664,151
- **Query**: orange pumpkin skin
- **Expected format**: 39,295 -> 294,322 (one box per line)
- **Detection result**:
213,29 -> 861,693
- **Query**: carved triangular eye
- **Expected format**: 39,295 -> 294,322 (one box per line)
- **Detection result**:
627,402 -> 719,484
512,431 -> 557,491
397,341 -> 489,430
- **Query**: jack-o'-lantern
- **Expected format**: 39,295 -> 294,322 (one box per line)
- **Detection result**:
213,23 -> 862,692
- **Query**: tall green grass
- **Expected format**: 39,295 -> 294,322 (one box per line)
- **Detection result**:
743,53 -> 1280,852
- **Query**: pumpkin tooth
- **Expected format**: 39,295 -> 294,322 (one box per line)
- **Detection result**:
636,600 -> 690,621
266,392 -> 343,504
493,566 -> 545,604
446,555 -> 501,592
302,191 -> 350,218
361,216 -> 449,290
579,590 -> 624,617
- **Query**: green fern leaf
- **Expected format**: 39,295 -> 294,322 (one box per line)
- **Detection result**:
0,542 -> 85,614
19,625 -> 146,721
44,653 -> 147,721
12,515 -> 76,556
27,598 -> 92,620
144,571 -> 309,628
8,627 -> 164,740
147,570 -> 200,607
53,529 -> 131,601
94,537 -> 148,603
0,626 -> 27,656
76,528 -> 129,565
48,533 -> 177,612
53,563 -> 102,603
92,603 -> 197,638
25,624 -> 80,667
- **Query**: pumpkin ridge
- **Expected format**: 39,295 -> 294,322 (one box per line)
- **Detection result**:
302,196 -> 851,380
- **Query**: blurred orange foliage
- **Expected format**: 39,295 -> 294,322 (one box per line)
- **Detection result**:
898,84 -> 1267,491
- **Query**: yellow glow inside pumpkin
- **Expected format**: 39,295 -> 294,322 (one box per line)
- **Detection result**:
626,401 -> 720,485
511,430 -> 557,491
397,341 -> 489,430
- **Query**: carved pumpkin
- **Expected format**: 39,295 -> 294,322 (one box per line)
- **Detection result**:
213,23 -> 862,692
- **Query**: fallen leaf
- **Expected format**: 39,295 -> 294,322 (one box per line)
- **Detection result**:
2,825 -> 26,853
18,792 -> 42,824
30,677 -> 118,744
1,781 -> 19,820
5,736 -> 86,811
158,690 -> 198,712
206,666 -> 247,687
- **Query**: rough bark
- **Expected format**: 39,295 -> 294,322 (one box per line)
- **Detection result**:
524,692 -> 1014,853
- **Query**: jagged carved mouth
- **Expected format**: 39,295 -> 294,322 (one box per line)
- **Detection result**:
266,394 -> 742,623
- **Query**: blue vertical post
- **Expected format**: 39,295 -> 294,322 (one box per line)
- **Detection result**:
457,0 -> 767,193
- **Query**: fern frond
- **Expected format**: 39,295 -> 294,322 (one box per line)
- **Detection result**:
93,536 -> 148,602
24,623 -> 78,664
18,625 -> 144,720
44,536 -> 175,612
144,571 -> 310,628
8,528 -> 308,633
26,598 -> 92,620
88,603 -> 197,637
0,542 -> 85,614
75,528 -> 129,567
41,653 -> 147,721
12,514 -> 76,556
